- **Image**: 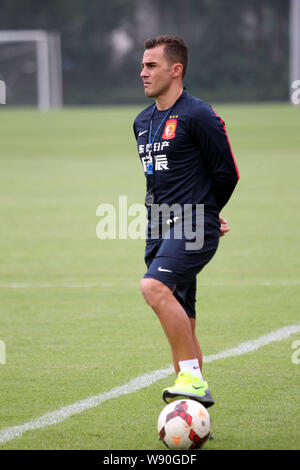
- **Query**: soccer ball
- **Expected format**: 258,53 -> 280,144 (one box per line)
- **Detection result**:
157,399 -> 211,450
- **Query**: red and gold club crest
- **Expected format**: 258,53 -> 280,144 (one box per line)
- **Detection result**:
162,119 -> 177,140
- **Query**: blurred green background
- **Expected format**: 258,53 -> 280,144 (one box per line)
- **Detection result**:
0,0 -> 290,105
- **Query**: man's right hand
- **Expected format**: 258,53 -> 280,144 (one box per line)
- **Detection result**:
219,216 -> 230,237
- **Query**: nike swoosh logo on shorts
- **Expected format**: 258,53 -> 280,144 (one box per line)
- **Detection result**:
138,130 -> 148,136
158,267 -> 173,273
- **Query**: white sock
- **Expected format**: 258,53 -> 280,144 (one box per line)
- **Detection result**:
179,358 -> 204,381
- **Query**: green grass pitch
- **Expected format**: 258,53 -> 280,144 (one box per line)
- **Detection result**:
0,103 -> 299,450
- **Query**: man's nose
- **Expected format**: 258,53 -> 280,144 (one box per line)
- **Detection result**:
140,68 -> 148,78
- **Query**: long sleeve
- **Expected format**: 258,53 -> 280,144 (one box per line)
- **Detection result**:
188,105 -> 239,212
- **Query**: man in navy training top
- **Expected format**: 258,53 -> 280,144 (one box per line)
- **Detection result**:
133,35 -> 239,408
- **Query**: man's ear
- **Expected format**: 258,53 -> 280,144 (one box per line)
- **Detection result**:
172,63 -> 183,79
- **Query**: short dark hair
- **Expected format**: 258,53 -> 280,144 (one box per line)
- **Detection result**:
144,35 -> 189,78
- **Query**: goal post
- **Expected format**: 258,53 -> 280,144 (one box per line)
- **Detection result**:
0,30 -> 63,110
290,0 -> 300,103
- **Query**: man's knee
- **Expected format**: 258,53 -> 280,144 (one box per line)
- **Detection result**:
140,277 -> 170,309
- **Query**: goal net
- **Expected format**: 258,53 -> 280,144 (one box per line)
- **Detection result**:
0,30 -> 63,110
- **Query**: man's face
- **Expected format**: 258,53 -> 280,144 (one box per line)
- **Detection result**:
140,45 -> 174,98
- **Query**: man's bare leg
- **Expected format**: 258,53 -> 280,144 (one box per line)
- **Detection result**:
140,277 -> 214,407
172,318 -> 203,375
140,278 -> 197,361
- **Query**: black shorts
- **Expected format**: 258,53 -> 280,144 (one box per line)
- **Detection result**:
144,223 -> 219,319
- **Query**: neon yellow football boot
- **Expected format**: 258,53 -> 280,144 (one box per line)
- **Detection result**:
162,371 -> 214,408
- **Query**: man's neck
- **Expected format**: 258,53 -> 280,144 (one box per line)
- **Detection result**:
155,85 -> 184,111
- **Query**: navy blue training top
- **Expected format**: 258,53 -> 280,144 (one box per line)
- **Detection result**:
133,90 -> 239,231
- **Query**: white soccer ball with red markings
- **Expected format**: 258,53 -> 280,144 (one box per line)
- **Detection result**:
157,399 -> 211,450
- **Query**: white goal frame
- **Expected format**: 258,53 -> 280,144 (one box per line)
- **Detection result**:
0,30 -> 63,110
290,0 -> 300,102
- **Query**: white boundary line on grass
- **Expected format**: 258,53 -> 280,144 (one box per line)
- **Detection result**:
0,279 -> 300,288
0,323 -> 299,445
